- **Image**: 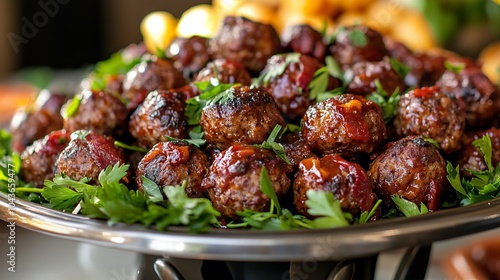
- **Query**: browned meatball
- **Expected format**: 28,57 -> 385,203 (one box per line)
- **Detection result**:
193,58 -> 252,85
128,90 -> 187,148
55,130 -> 128,184
166,36 -> 211,79
329,25 -> 389,68
10,108 -> 64,154
302,94 -> 387,159
21,130 -> 70,188
122,55 -> 186,111
136,141 -> 209,198
260,53 -> 325,119
368,136 -> 447,211
294,154 -> 379,220
281,24 -> 326,62
209,16 -> 282,74
383,37 -> 446,87
202,145 -> 291,220
393,86 -> 466,154
346,57 -> 407,96
437,67 -> 500,129
200,85 -> 286,150
455,128 -> 500,177
279,132 -> 317,172
62,90 -> 128,137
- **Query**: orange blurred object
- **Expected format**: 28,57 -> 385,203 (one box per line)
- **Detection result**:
0,83 -> 37,124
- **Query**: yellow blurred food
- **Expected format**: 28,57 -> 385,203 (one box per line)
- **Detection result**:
140,11 -> 177,53
478,41 -> 500,84
176,4 -> 221,38
364,0 -> 405,35
389,10 -> 436,51
276,8 -> 335,35
234,2 -> 276,24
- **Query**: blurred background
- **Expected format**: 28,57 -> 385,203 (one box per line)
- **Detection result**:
0,0 -> 499,82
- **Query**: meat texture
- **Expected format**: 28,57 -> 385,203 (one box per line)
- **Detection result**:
167,36 -> 212,79
281,24 -> 327,62
193,58 -> 252,85
455,128 -> 500,177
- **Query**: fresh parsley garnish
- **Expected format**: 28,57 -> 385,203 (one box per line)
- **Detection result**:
389,58 -> 410,78
423,137 -> 440,149
305,189 -> 351,228
391,196 -> 429,217
348,29 -> 368,47
253,53 -> 301,87
253,125 -> 291,164
365,79 -> 401,123
444,60 -> 465,74
309,56 -> 346,101
447,134 -> 500,206
114,141 -> 149,153
164,136 -> 206,148
91,49 -> 142,91
357,199 -> 382,224
64,95 -> 82,119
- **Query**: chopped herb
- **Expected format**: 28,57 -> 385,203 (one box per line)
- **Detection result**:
392,196 -> 429,217
114,141 -> 149,153
155,48 -> 167,59
309,56 -> 346,101
164,136 -> 206,148
390,58 -> 410,78
446,134 -> 500,206
305,190 -> 351,228
71,130 -> 90,140
444,60 -> 465,74
348,29 -> 368,47
91,49 -> 141,91
423,137 -> 440,149
64,95 -> 82,119
286,123 -> 301,133
253,125 -> 291,164
357,199 -> 382,224
253,53 -> 301,87
141,176 -> 164,202
365,79 -> 401,123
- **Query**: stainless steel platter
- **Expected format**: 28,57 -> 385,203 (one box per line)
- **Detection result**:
1,191 -> 500,261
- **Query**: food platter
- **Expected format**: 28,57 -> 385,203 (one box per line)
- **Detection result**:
2,191 -> 500,262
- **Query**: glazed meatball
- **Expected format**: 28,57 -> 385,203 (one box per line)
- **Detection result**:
202,145 -> 291,220
10,108 -> 64,154
122,55 -> 186,111
329,25 -> 389,68
383,37 -> 446,87
200,85 -> 286,150
128,90 -> 187,148
393,86 -> 466,154
55,130 -> 128,184
63,90 -> 128,137
136,141 -> 209,198
437,67 -> 500,128
209,16 -> 282,74
302,94 -> 387,159
279,132 -> 317,172
21,130 -> 70,188
166,36 -> 211,79
346,57 -> 407,96
260,53 -> 327,119
281,24 -> 327,62
193,58 -> 252,85
368,136 -> 447,211
294,154 -> 379,220
455,128 -> 500,177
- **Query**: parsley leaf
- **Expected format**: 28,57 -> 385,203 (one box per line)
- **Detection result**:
444,60 -> 465,74
391,196 -> 429,217
308,56 -> 346,102
64,95 -> 82,119
357,199 -> 382,224
423,137 -> 440,149
164,136 -> 206,148
253,125 -> 291,164
259,167 -> 281,215
365,80 -> 401,123
114,141 -> 149,153
41,185 -> 83,211
305,190 -> 351,228
253,53 -> 301,87
390,58 -> 410,78
90,49 -> 141,91
348,29 -> 368,47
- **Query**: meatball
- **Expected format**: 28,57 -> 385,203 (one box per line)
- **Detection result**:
136,141 -> 209,198
437,67 -> 500,129
200,85 -> 286,150
10,108 -> 64,154
302,94 -> 387,159
209,16 -> 282,74
281,24 -> 326,62
128,90 -> 188,148
166,36 -> 211,79
21,130 -> 70,188
393,86 -> 466,154
122,55 -> 186,111
455,128 -> 500,177
33,88 -> 70,114
55,130 -> 128,184
279,132 -> 317,172
63,90 -> 128,137
260,53 -> 325,119
329,25 -> 389,68
202,145 -> 291,220
346,57 -> 407,96
368,136 -> 447,211
294,154 -> 379,220
193,58 -> 252,85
